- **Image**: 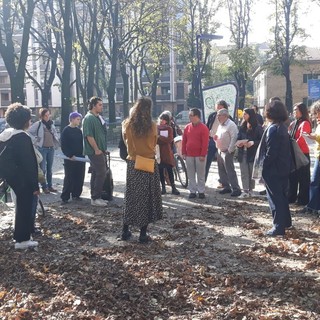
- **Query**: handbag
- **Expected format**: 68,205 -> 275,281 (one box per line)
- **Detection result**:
290,138 -> 309,171
134,155 -> 155,173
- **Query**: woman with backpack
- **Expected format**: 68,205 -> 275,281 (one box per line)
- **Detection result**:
0,103 -> 39,249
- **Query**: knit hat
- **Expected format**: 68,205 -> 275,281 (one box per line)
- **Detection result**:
69,112 -> 82,121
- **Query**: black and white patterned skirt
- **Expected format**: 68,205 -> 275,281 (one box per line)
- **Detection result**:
123,160 -> 163,227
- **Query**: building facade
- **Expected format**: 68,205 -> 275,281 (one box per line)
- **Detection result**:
253,48 -> 320,109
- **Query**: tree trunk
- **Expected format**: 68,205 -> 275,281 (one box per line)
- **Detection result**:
284,61 -> 293,113
151,73 -> 159,118
60,0 -> 73,130
120,58 -> 129,118
107,38 -> 118,123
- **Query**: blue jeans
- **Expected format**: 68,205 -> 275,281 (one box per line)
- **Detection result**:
263,174 -> 291,232
38,147 -> 55,189
308,157 -> 320,210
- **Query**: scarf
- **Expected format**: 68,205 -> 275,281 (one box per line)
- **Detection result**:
252,125 -> 269,180
42,119 -> 53,131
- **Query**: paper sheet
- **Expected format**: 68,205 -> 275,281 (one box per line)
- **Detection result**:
301,133 -> 316,146
159,130 -> 168,138
56,154 -> 91,163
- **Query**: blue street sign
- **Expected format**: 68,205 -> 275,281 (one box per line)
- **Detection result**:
308,79 -> 320,99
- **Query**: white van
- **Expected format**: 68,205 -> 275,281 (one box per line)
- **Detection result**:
175,111 -> 190,124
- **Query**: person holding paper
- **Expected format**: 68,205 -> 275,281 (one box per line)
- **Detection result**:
157,112 -> 180,195
214,108 -> 241,197
236,108 -> 263,198
60,112 -> 86,204
83,97 -> 108,207
302,101 -> 320,214
287,102 -> 311,206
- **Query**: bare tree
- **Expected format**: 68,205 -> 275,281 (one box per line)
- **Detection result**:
26,0 -> 59,108
226,0 -> 255,109
269,0 -> 307,112
173,0 -> 220,108
0,0 -> 39,103
48,0 -> 73,129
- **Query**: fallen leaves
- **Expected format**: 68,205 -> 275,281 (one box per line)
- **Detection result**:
0,197 -> 319,319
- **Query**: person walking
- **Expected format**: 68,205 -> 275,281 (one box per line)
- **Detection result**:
287,102 -> 311,206
120,97 -> 162,243
29,108 -> 60,194
236,108 -> 263,198
60,112 -> 86,204
182,108 -> 209,199
214,108 -> 241,197
83,97 -> 108,207
157,112 -> 180,195
259,100 -> 292,236
0,103 -> 39,249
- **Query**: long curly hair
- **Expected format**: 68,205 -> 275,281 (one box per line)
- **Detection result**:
126,97 -> 153,137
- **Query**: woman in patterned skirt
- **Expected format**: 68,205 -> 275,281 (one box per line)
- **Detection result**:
121,97 -> 162,243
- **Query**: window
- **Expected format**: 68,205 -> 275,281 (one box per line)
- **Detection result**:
302,97 -> 314,107
176,84 -> 184,99
0,76 -> 8,84
303,73 -> 320,84
161,86 -> 170,95
1,93 -> 9,101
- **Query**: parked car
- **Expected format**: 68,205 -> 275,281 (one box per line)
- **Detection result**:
105,117 -> 122,125
175,111 -> 190,125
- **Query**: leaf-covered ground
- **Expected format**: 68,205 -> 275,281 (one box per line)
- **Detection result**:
0,188 -> 319,319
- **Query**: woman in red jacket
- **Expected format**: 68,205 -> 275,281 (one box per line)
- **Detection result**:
157,113 -> 180,195
288,102 -> 312,205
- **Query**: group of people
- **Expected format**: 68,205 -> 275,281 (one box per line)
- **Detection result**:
175,98 -> 320,237
1,94 -> 320,249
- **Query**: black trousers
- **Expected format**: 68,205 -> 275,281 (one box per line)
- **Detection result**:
61,159 -> 85,201
9,182 -> 34,242
158,163 -> 175,188
288,154 -> 310,205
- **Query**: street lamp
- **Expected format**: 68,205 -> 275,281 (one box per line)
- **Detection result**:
196,34 -> 223,118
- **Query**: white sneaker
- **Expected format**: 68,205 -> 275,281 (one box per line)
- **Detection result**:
91,198 -> 108,207
15,240 -> 39,250
238,192 -> 250,199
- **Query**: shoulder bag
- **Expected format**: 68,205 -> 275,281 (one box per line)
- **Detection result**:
290,138 -> 309,171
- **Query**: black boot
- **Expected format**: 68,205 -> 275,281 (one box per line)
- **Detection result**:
121,224 -> 131,240
171,185 -> 180,195
139,225 -> 151,243
161,185 -> 166,195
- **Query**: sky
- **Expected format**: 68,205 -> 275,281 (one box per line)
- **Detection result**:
216,1 -> 320,48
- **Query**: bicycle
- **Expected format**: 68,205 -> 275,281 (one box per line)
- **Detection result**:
173,153 -> 188,188
173,136 -> 188,188
0,178 -> 45,216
